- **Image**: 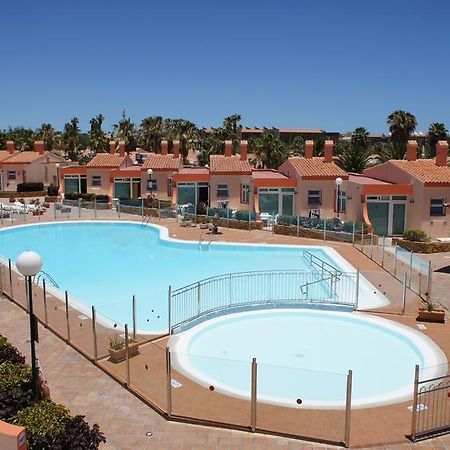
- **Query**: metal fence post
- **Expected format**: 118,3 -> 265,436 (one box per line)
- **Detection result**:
132,294 -> 136,340
166,347 -> 172,417
323,219 -> 326,241
78,198 -> 81,218
54,202 -> 57,220
370,233 -> 374,259
91,306 -> 98,362
296,215 -> 300,238
394,243 -> 398,278
248,210 -> 251,232
355,270 -> 360,310
158,200 -> 161,220
251,357 -> 257,432
94,197 -> 97,219
42,279 -> 48,326
411,364 -> 420,441
125,324 -> 130,386
344,370 -> 353,448
426,260 -> 433,300
381,236 -> 386,268
8,259 -> 13,299
360,224 -> 364,251
229,273 -> 232,306
118,199 -> 121,218
197,282 -> 201,316
402,272 -> 407,315
0,203 -> 3,225
65,290 -> 71,342
227,208 -> 230,229
351,220 -> 355,246
23,203 -> 27,222
141,198 -> 144,220
418,272 -> 422,297
408,251 -> 413,288
168,285 -> 172,334
0,264 -> 3,294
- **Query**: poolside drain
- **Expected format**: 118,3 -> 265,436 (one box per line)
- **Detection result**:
145,432 -> 153,438
97,392 -> 109,398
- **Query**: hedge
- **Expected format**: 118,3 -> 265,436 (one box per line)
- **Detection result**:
17,183 -> 44,192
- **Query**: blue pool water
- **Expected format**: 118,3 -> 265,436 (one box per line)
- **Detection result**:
173,309 -> 446,408
0,221 -> 356,333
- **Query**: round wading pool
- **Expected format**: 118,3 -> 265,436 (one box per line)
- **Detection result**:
171,309 -> 447,408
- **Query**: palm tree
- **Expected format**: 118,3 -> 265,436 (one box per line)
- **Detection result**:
387,110 -> 417,159
250,132 -> 289,169
289,136 -> 305,156
138,116 -> 165,152
337,142 -> 371,173
36,123 -> 55,150
427,122 -> 448,157
113,111 -> 137,153
89,114 -> 108,153
351,127 -> 369,152
164,118 -> 199,161
7,127 -> 34,151
62,117 -> 81,160
197,128 -> 226,166
223,114 -> 242,153
0,130 -> 6,150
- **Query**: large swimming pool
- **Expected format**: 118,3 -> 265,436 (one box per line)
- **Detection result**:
0,221 -> 388,333
171,309 -> 447,408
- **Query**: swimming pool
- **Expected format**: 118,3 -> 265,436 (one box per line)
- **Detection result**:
0,221 -> 388,333
171,309 -> 447,408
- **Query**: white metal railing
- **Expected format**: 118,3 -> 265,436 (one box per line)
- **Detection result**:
169,269 -> 359,333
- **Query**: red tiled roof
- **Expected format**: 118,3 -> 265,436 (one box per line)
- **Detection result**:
348,174 -> 393,185
2,151 -> 46,164
86,153 -> 127,168
209,155 -> 252,174
286,157 -> 348,179
141,153 -> 181,171
389,159 -> 450,185
0,151 -> 16,162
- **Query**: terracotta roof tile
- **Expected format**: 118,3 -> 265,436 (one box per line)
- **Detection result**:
286,157 -> 348,179
86,153 -> 127,168
0,151 -> 16,162
389,159 -> 450,184
2,151 -> 46,164
142,153 -> 181,171
209,155 -> 252,174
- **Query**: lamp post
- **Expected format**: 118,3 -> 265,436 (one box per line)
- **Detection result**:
55,163 -> 60,196
335,177 -> 343,218
16,251 -> 42,399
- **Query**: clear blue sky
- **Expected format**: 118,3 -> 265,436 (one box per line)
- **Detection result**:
1,0 -> 449,133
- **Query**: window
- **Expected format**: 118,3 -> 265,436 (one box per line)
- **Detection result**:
430,198 -> 445,217
167,178 -> 173,197
338,191 -> 346,213
92,175 -> 101,187
7,171 -> 16,181
64,175 -> 87,194
241,184 -> 250,204
217,184 -> 229,198
148,179 -> 157,191
308,190 -> 321,205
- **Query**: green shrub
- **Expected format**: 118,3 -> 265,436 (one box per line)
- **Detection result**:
52,415 -> 106,449
206,207 -> 230,218
403,228 -> 428,242
0,388 -> 34,421
0,335 -> 25,365
17,183 -> 44,192
13,400 -> 70,448
234,209 -> 256,221
95,194 -> 109,203
0,362 -> 31,390
47,185 -> 59,196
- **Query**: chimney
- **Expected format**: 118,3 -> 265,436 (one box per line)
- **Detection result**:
324,140 -> 334,163
33,141 -> 45,155
118,141 -> 126,157
305,140 -> 313,159
161,140 -> 168,155
172,140 -> 180,158
6,141 -> 15,155
406,140 -> 418,161
436,140 -> 449,167
109,141 -> 116,154
240,140 -> 248,161
225,140 -> 233,157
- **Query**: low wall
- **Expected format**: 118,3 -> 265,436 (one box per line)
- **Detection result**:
62,199 -> 111,210
273,223 -> 374,244
185,214 -> 263,231
0,191 -> 46,198
393,238 -> 450,254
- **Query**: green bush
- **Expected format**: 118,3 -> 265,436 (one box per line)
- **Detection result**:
17,183 -> 44,192
0,362 -> 31,390
13,400 -> 70,448
47,185 -> 59,196
52,415 -> 106,449
206,207 -> 230,218
234,209 -> 256,221
0,388 -> 35,421
95,194 -> 109,203
403,228 -> 428,242
0,335 -> 25,365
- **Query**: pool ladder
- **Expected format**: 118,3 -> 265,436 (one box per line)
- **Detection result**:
34,271 -> 60,288
141,214 -> 152,226
198,230 -> 213,251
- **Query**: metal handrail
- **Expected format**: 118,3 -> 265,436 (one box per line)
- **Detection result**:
303,250 -> 342,277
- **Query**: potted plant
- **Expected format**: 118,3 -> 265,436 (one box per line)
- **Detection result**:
417,299 -> 446,323
108,336 -> 140,363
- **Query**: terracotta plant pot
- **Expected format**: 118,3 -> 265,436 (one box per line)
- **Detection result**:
108,340 -> 140,363
417,308 -> 445,323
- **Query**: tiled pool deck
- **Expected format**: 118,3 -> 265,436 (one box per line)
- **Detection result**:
1,211 -> 449,449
